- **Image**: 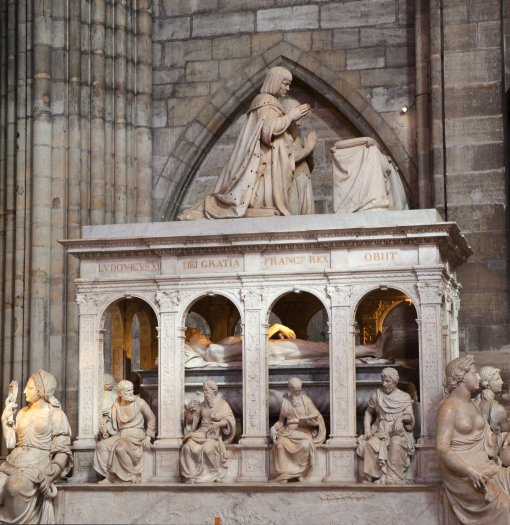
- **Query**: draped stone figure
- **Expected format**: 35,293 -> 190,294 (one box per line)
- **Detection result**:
437,355 -> 510,524
180,380 -> 236,483
178,66 -> 311,220
331,137 -> 408,213
94,380 -> 156,484
270,377 -> 326,483
99,374 -> 118,440
356,367 -> 415,484
184,323 -> 391,368
281,98 -> 317,215
0,370 -> 72,524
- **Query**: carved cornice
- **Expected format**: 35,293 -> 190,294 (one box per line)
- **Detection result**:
61,221 -> 472,269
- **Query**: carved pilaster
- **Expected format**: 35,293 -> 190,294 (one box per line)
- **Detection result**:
324,284 -> 356,482
155,291 -> 182,446
415,275 -> 444,482
74,293 -> 101,448
238,288 -> 269,481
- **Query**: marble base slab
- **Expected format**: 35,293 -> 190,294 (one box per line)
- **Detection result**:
55,483 -> 442,525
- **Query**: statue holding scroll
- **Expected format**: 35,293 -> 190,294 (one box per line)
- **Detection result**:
270,377 -> 326,483
0,370 -> 72,524
180,380 -> 236,483
357,367 -> 415,484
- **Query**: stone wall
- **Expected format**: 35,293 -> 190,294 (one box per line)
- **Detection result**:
152,0 -> 509,357
152,0 -> 418,219
430,0 -> 509,352
0,0 -> 153,443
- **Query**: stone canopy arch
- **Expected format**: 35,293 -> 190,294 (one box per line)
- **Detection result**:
156,42 -> 416,221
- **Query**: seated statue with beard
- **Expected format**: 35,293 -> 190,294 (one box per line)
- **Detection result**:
180,380 -> 236,483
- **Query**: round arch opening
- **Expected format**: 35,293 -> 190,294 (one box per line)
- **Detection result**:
102,297 -> 158,417
354,287 -> 419,436
183,293 -> 243,442
267,291 -> 331,437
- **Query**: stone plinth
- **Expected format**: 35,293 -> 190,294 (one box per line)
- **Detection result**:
55,483 -> 442,525
62,210 -> 471,484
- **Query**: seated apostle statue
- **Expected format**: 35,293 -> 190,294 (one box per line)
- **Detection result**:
93,379 -> 156,483
356,367 -> 415,484
180,380 -> 236,483
0,370 -> 72,524
437,355 -> 510,524
270,377 -> 326,483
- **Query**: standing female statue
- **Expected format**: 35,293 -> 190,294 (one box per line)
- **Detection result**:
0,370 -> 72,524
179,66 -> 311,220
436,355 -> 510,524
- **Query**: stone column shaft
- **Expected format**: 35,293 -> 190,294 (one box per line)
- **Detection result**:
135,0 -> 152,221
415,0 -> 432,208
30,0 -> 53,372
90,0 -> 106,225
114,0 -> 127,223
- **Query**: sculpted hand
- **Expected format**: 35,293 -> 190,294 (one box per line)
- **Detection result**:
304,130 -> 317,150
289,104 -> 311,122
1,401 -> 17,424
363,428 -> 374,440
467,466 -> 489,491
273,324 -> 296,339
142,435 -> 152,448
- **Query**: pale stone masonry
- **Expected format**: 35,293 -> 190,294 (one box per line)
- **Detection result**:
0,0 -> 509,440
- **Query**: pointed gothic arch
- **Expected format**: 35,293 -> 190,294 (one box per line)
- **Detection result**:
156,42 -> 416,220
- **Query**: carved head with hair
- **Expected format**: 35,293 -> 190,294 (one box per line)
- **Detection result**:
479,366 -> 504,399
260,66 -> 293,96
444,354 -> 476,393
104,373 -> 116,391
30,369 -> 60,407
185,327 -> 213,347
381,367 -> 399,385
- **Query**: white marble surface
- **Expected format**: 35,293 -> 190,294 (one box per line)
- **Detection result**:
56,483 -> 442,525
80,210 -> 444,240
